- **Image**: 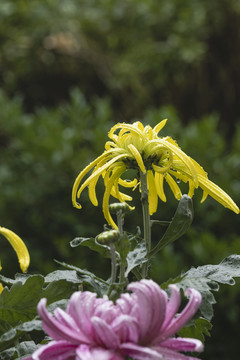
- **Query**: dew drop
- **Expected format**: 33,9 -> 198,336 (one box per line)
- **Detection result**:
176,179 -> 181,184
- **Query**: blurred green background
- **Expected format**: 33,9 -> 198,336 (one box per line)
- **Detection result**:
0,1 -> 240,358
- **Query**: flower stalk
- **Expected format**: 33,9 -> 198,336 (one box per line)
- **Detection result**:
140,170 -> 151,277
107,242 -> 117,297
116,209 -> 126,286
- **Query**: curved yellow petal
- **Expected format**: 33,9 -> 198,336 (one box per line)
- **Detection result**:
153,119 -> 168,135
147,170 -> 158,215
72,150 -> 114,208
159,138 -> 198,186
200,190 -> 208,203
108,123 -> 143,141
152,148 -> 173,174
118,177 -> 138,188
154,172 -> 166,202
103,166 -> 126,229
0,283 -> 3,293
128,144 -> 146,173
165,174 -> 182,200
198,175 -> 239,214
76,153 -> 126,203
0,227 -> 30,273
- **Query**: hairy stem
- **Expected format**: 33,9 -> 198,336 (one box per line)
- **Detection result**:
140,170 -> 151,277
107,242 -> 117,297
117,210 -> 126,286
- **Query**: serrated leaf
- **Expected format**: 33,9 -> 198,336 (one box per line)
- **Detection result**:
70,237 -> 113,259
0,276 -> 44,324
0,275 -> 78,327
15,340 -> 38,359
44,270 -> 81,284
150,195 -> 193,257
55,260 -> 108,296
115,232 -> 130,265
125,241 -> 147,277
0,320 -> 42,344
178,317 -> 212,343
0,347 -> 15,360
0,340 -> 39,360
175,255 -> 240,320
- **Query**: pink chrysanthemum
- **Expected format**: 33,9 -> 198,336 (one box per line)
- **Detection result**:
29,279 -> 203,360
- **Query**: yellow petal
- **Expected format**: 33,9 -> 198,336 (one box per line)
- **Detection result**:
152,147 -> 173,173
154,172 -> 166,202
0,283 -> 3,293
72,150 -> 114,208
0,227 -> 30,273
187,179 -> 196,198
128,144 -> 146,173
134,121 -> 145,131
165,174 -> 182,200
103,166 -> 126,229
160,138 -> 198,186
76,153 -> 126,201
198,175 -> 239,214
118,177 -> 138,188
153,119 -> 168,135
88,174 -> 99,206
147,170 -> 158,215
200,190 -> 208,203
108,123 -> 143,141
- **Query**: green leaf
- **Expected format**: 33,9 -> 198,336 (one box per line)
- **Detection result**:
0,347 -> 15,359
175,255 -> 240,320
178,317 -> 212,343
0,340 -> 39,360
125,241 -> 147,277
14,340 -> 38,359
44,270 -> 82,284
115,232 -> 130,266
149,195 -> 193,257
0,274 -> 78,327
0,320 -> 42,344
0,276 -> 45,325
55,260 -> 108,296
70,237 -> 112,259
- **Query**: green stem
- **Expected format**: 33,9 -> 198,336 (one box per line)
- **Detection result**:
107,242 -> 117,297
117,210 -> 126,285
140,170 -> 151,277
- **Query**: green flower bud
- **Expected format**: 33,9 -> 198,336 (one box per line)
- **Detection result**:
96,230 -> 120,245
109,202 -> 132,215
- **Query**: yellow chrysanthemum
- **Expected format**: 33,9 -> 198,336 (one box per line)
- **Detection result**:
72,120 -> 239,229
0,226 -> 30,292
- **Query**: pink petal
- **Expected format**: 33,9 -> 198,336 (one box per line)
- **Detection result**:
160,285 -> 181,332
94,297 -> 119,323
91,316 -> 120,349
76,344 -> 124,360
160,337 -> 203,352
37,299 -> 88,344
120,342 -> 164,360
67,292 -> 97,337
127,279 -> 167,341
54,307 -> 89,343
155,288 -> 202,342
32,340 -> 76,360
116,293 -> 135,314
152,346 -> 202,360
111,314 -> 139,343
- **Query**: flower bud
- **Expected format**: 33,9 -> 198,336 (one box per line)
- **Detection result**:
96,230 -> 120,245
109,202 -> 132,215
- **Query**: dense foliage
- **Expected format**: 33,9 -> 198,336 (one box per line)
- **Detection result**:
0,1 -> 240,359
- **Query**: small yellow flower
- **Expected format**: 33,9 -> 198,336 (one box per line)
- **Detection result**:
0,226 -> 30,292
72,120 -> 239,229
